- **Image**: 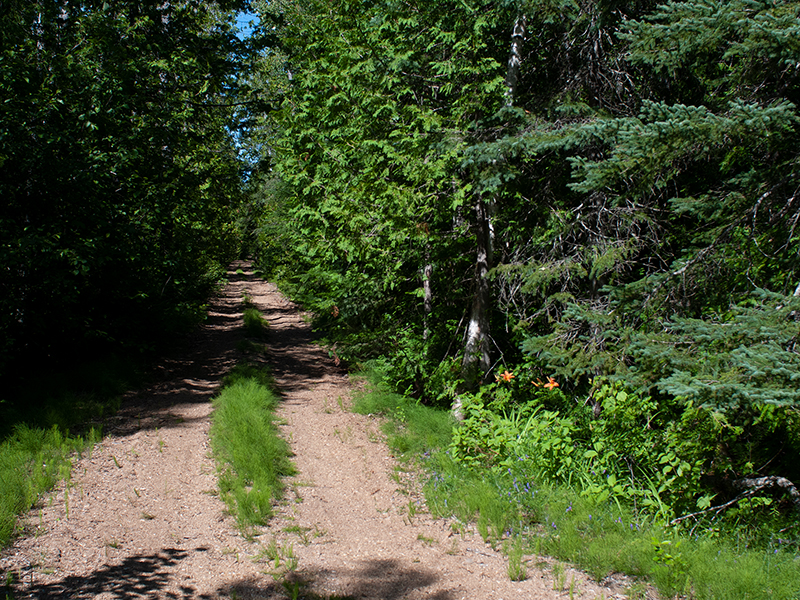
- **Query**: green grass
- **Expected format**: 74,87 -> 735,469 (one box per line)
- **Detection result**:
242,307 -> 269,338
241,294 -> 269,338
353,371 -> 800,600
351,374 -> 453,456
209,364 -> 295,536
0,425 -> 100,546
0,355 -> 137,549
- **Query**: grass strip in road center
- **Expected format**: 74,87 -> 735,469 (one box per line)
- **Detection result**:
209,364 -> 295,538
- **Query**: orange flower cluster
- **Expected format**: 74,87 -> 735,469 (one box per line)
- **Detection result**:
533,376 -> 559,390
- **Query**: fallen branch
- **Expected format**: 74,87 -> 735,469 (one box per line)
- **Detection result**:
670,491 -> 756,526
670,475 -> 800,526
734,476 -> 800,515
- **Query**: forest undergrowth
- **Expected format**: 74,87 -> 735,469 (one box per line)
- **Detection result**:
352,367 -> 800,600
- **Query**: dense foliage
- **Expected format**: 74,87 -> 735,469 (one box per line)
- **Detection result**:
0,0 -> 252,385
251,0 -> 517,391
355,376 -> 800,599
247,0 -> 800,544
0,0 -> 796,587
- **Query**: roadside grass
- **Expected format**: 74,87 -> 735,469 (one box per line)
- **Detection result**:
0,356 -> 137,549
352,370 -> 800,600
351,376 -> 453,456
0,425 -> 100,547
209,364 -> 295,538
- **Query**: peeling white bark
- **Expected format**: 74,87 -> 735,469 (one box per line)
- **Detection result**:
422,262 -> 433,340
504,15 -> 527,106
460,198 -> 492,391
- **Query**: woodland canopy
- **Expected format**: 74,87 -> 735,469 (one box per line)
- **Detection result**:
0,0 -> 256,380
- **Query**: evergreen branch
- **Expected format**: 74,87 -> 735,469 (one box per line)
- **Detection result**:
658,181 -> 790,301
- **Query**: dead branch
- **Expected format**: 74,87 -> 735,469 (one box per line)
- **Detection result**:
734,475 -> 800,515
670,491 -> 756,526
670,475 -> 800,526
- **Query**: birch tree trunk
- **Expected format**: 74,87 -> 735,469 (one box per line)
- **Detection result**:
460,196 -> 493,391
455,14 -> 527,416
505,15 -> 527,106
422,262 -> 433,340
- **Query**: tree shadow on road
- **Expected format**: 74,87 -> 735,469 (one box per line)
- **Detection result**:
13,548 -> 212,600
224,558 -> 456,600
105,266 -> 250,437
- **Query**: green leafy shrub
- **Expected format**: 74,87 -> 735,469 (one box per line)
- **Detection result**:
448,371 -> 800,533
372,327 -> 465,407
448,389 -> 527,470
351,366 -> 800,598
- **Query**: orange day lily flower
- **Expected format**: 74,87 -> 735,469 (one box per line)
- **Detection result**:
496,369 -> 515,383
533,376 -> 560,390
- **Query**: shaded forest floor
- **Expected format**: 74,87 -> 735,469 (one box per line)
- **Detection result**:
1,263 -> 631,599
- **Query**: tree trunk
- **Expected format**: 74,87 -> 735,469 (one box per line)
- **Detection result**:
460,197 -> 492,391
504,15 -> 527,106
453,13 -> 528,419
422,262 -> 433,340
734,475 -> 800,515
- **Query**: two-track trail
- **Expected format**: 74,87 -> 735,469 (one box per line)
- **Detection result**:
1,263 -> 623,599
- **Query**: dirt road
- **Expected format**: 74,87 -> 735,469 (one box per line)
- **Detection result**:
1,263 -> 623,599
